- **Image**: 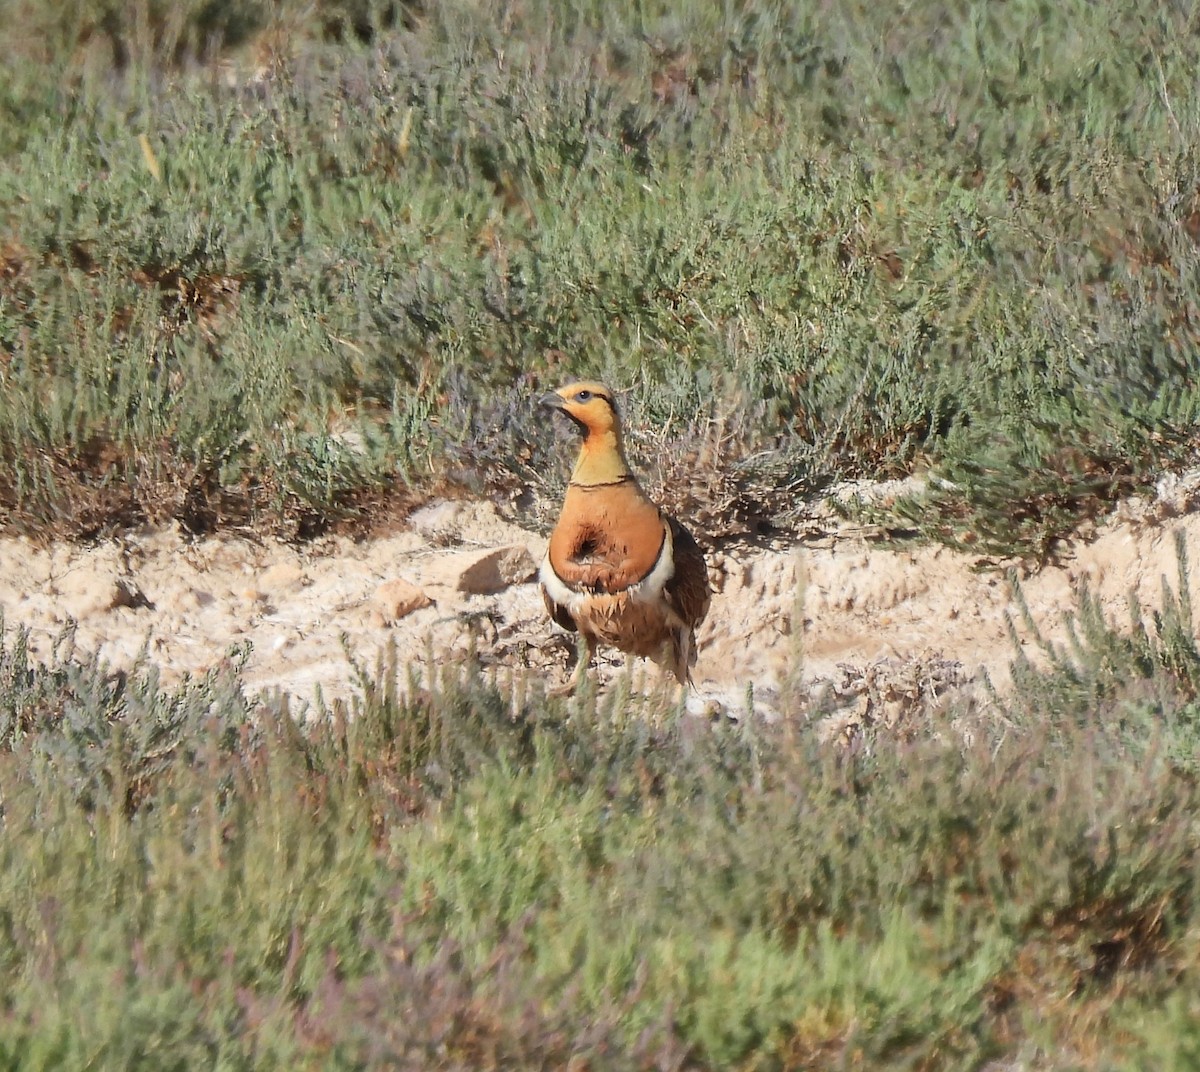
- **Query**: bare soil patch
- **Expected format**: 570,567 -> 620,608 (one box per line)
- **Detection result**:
2,479 -> 1199,718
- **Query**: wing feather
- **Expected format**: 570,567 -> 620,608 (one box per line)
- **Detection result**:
663,516 -> 711,630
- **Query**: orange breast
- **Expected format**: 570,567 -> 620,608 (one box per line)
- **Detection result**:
548,482 -> 666,593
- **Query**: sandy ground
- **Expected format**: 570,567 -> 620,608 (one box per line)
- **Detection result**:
2,473 -> 1200,720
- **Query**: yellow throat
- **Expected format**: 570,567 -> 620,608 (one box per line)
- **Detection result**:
571,427 -> 632,486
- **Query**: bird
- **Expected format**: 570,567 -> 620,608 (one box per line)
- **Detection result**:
538,381 -> 711,694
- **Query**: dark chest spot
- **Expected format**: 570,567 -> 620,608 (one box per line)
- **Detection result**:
570,525 -> 617,563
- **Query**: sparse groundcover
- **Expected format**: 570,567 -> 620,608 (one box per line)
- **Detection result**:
0,0 -> 1199,552
1,560 -> 1200,1068
5,1 -> 1200,1069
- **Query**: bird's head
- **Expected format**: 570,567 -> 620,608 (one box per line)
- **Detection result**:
539,381 -> 630,485
539,381 -> 620,437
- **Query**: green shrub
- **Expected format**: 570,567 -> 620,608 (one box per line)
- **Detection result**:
4,556 -> 1200,1066
1,0 -> 1199,547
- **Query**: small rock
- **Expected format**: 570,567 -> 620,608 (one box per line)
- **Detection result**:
56,571 -> 138,619
408,500 -> 466,538
112,578 -> 151,610
686,695 -> 728,720
373,577 -> 432,622
461,545 -> 537,593
162,587 -> 212,614
330,427 -> 367,456
260,561 -> 307,594
427,545 -> 537,595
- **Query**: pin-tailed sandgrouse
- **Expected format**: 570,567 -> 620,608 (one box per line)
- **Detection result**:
539,382 -> 711,692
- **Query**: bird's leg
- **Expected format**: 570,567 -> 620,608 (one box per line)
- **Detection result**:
551,635 -> 595,697
663,633 -> 694,698
662,667 -> 691,708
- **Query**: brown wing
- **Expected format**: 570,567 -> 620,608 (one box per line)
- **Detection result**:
663,516 -> 711,629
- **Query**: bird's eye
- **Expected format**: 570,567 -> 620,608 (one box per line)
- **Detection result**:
575,390 -> 592,402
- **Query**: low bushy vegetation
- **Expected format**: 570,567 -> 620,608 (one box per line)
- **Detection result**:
5,2 -> 1200,1068
1,0 -> 1199,551
0,564 -> 1198,1069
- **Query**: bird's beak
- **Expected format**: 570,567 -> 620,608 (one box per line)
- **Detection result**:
539,391 -> 566,411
